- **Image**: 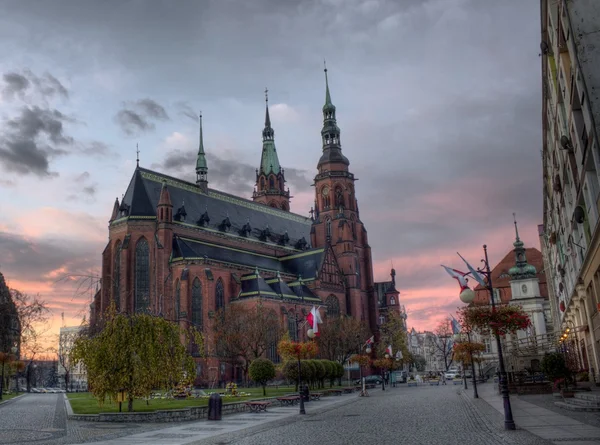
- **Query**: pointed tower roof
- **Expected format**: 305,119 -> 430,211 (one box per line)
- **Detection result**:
259,88 -> 281,175
319,63 -> 349,167
196,113 -> 208,172
508,213 -> 537,280
110,197 -> 120,222
323,61 -> 335,113
158,181 -> 172,207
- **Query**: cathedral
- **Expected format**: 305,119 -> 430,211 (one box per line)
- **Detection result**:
91,69 -> 404,384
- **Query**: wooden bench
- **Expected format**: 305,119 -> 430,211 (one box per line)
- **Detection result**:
310,392 -> 323,401
343,387 -> 354,394
326,389 -> 343,396
276,396 -> 300,406
245,401 -> 270,412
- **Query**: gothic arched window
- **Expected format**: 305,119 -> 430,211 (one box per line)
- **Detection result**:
326,295 -> 340,317
260,177 -> 265,190
192,278 -> 202,329
269,176 -> 275,189
113,240 -> 121,311
281,202 -> 288,211
215,278 -> 225,310
175,279 -> 181,320
287,313 -> 297,341
266,310 -> 280,363
134,238 -> 150,313
326,218 -> 332,240
335,187 -> 344,208
390,296 -> 396,305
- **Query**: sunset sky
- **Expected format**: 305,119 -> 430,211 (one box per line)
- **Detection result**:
0,0 -> 542,344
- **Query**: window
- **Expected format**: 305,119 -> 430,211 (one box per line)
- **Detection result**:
288,313 -> 297,341
378,315 -> 386,325
260,177 -> 265,190
269,176 -> 275,189
326,218 -> 332,239
483,338 -> 491,354
215,278 -> 225,310
335,187 -> 344,208
134,238 -> 150,313
266,311 -> 280,363
113,241 -> 121,311
175,279 -> 181,320
192,278 -> 202,329
390,296 -> 396,305
326,295 -> 340,317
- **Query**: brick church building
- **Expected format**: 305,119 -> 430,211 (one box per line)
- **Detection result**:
91,69 -> 404,384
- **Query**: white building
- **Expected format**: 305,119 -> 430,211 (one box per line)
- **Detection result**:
57,326 -> 87,391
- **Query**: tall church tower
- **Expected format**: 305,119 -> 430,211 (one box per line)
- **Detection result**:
310,66 -> 376,329
196,113 -> 208,193
252,89 -> 291,211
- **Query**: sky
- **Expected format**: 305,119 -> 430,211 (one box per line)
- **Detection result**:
0,0 -> 543,343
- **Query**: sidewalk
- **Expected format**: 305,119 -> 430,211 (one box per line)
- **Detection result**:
477,382 -> 600,445
68,393 -> 358,445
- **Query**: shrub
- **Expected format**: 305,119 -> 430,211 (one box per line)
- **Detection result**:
249,358 -> 276,396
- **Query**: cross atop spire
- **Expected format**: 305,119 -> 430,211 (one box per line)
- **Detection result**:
513,212 -> 520,242
136,143 -> 140,167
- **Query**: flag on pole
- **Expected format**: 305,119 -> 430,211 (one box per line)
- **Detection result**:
306,306 -> 323,336
456,252 -> 487,288
386,345 -> 393,356
441,265 -> 469,291
365,336 -> 374,346
450,315 -> 461,335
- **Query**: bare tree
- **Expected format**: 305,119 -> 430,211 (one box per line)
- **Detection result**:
55,328 -> 81,392
432,320 -> 454,372
317,316 -> 370,365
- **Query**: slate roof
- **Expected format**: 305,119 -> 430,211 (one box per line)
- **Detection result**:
172,236 -> 325,281
118,167 -> 312,251
238,270 -> 320,302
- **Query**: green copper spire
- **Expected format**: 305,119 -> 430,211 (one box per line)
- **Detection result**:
508,213 -> 537,279
196,113 -> 208,191
259,88 -> 281,174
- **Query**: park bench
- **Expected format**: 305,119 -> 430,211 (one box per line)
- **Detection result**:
343,387 -> 354,394
326,389 -> 343,396
310,392 -> 323,401
245,401 -> 270,412
276,396 -> 300,406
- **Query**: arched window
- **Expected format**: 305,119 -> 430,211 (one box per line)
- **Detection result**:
134,238 -> 150,313
269,176 -> 275,189
175,279 -> 181,320
335,187 -> 344,208
281,202 -> 287,211
379,315 -> 386,325
287,313 -> 297,341
269,201 -> 278,208
113,241 -> 121,311
192,278 -> 202,329
326,218 -> 332,240
215,278 -> 225,310
260,177 -> 265,190
326,295 -> 340,317
266,310 -> 280,363
355,258 -> 361,288
390,296 -> 396,305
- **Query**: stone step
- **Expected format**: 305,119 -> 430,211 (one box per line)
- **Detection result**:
574,392 -> 600,402
555,401 -> 600,412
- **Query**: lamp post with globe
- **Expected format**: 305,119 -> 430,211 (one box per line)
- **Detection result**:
457,245 -> 515,430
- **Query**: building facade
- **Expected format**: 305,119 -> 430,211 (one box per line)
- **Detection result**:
57,326 -> 87,391
540,0 -> 600,379
91,71 -> 404,385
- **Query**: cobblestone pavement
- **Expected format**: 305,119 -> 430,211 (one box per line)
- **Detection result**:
520,393 -> 600,428
192,385 -> 555,445
0,394 -> 166,445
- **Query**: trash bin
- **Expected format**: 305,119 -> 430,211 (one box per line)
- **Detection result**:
301,384 -> 310,403
208,393 -> 222,420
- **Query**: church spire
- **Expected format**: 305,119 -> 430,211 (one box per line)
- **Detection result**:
509,213 -> 537,280
319,62 -> 348,168
196,112 -> 208,193
259,88 -> 280,174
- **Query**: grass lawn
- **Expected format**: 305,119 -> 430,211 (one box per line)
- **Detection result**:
0,393 -> 21,403
67,384 -> 345,414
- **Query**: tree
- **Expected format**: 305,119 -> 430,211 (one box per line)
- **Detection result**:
72,307 -> 201,412
431,320 -> 454,371
378,312 -> 410,363
212,303 -> 281,383
56,328 -> 81,392
249,358 -> 276,396
541,352 -> 571,389
316,316 -> 370,365
412,354 -> 427,372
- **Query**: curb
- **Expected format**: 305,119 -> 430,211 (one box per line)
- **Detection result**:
64,393 -> 74,416
0,393 -> 26,407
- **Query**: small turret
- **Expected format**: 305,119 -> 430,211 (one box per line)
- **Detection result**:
110,197 -> 120,222
157,181 -> 173,223
508,213 -> 537,279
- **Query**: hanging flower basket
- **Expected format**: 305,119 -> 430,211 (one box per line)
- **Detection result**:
458,305 -> 531,336
277,338 -> 318,359
559,301 -> 566,312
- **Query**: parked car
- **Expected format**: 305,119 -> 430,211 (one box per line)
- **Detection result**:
444,372 -> 457,380
354,375 -> 383,385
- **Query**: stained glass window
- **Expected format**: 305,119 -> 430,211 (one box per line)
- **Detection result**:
266,311 -> 279,363
192,278 -> 202,329
134,238 -> 150,313
326,218 -> 332,239
113,241 -> 121,311
175,280 -> 181,320
288,313 -> 297,341
326,295 -> 340,317
215,278 -> 224,310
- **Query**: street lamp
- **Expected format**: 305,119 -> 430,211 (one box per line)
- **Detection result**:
460,245 -> 515,430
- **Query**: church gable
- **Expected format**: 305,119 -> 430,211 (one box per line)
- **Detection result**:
317,246 -> 344,288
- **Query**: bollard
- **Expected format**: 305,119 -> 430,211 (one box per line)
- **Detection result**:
208,393 -> 222,420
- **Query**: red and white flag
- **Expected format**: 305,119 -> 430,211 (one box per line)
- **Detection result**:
441,265 -> 469,291
386,345 -> 393,356
306,306 -> 323,336
365,336 -> 374,346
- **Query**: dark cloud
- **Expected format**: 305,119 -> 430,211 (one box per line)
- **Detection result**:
0,231 -> 100,283
153,148 -> 311,196
1,69 -> 68,101
115,99 -> 170,136
0,106 -> 75,176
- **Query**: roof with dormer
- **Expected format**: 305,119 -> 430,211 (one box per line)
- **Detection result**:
115,167 -> 312,251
